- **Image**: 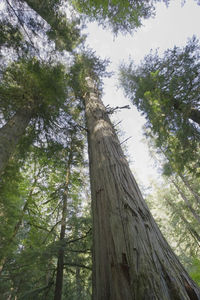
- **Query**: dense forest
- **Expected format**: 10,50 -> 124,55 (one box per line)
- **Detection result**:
0,0 -> 199,299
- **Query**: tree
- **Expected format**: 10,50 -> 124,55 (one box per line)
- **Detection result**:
146,177 -> 200,286
20,0 -> 83,51
119,37 -> 200,175
0,120 -> 92,299
0,108 -> 33,175
1,0 -> 83,54
1,1 -> 200,298
70,0 -> 169,34
54,132 -> 85,300
0,58 -> 69,175
69,53 -> 200,298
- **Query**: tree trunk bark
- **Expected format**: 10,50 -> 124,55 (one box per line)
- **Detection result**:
84,77 -> 200,300
189,108 -> 200,126
0,109 -> 33,175
54,148 -> 73,300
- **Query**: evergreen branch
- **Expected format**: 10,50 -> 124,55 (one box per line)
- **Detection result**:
65,228 -> 92,245
20,280 -> 54,299
106,104 -> 131,114
64,262 -> 92,270
67,248 -> 91,254
120,136 -> 132,145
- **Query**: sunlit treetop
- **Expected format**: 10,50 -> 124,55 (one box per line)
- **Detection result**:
69,49 -> 110,100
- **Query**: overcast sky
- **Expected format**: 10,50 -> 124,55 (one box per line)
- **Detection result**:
84,0 -> 200,190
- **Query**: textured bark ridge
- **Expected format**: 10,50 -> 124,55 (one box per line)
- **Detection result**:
84,77 -> 200,300
0,109 -> 32,175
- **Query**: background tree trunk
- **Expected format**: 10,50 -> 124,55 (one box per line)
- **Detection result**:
171,180 -> 200,225
84,77 -> 200,300
0,108 -> 33,175
54,147 -> 73,300
179,175 -> 200,206
189,108 -> 200,126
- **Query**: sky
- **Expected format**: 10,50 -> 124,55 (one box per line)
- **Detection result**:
84,0 -> 200,190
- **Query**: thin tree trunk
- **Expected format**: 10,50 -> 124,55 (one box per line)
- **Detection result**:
172,180 -> 200,225
76,267 -> 82,299
54,147 -> 73,300
84,77 -> 200,300
165,197 -> 200,244
0,172 -> 38,275
173,101 -> 200,126
179,174 -> 200,206
0,202 -> 28,275
0,108 -> 33,175
189,108 -> 200,126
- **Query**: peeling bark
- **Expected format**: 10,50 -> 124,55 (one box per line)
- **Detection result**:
0,108 -> 33,175
84,77 -> 200,300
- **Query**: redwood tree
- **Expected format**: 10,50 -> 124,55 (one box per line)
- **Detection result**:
83,75 -> 200,299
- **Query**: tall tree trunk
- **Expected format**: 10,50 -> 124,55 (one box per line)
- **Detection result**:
0,108 -> 33,175
84,77 -> 200,300
189,108 -> 200,126
23,0 -> 54,25
173,101 -> 200,126
54,148 -> 73,300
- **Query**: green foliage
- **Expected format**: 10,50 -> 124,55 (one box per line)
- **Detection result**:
24,0 -> 83,51
0,127 -> 91,299
0,160 -> 29,262
70,0 -> 170,34
1,0 -> 83,66
69,50 -> 110,101
0,21 -> 24,51
0,58 -> 69,123
189,258 -> 200,286
146,174 -> 200,285
119,36 -> 200,175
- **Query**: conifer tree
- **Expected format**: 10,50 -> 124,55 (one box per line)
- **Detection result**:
119,37 -> 200,175
69,53 -> 200,299
0,58 -> 69,175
